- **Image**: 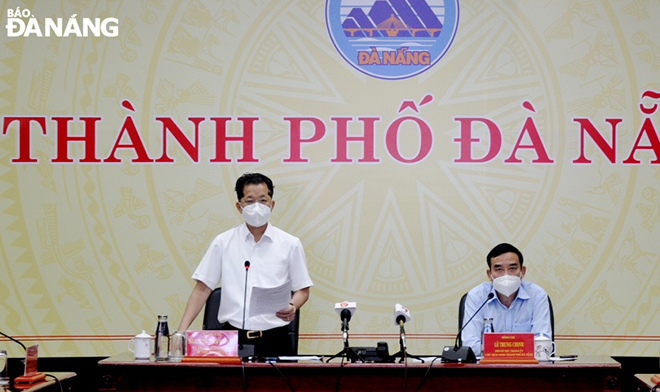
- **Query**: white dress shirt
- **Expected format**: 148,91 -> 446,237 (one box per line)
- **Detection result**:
192,223 -> 313,331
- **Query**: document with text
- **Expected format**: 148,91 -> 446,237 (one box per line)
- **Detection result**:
249,280 -> 292,318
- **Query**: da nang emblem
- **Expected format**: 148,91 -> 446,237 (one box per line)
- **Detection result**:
326,0 -> 460,80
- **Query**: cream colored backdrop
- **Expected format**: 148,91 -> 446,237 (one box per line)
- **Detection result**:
1,0 -> 659,358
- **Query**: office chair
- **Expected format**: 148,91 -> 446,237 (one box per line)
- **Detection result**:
457,292 -> 554,346
202,287 -> 301,355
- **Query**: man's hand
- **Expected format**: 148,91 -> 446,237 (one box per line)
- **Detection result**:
276,303 -> 296,322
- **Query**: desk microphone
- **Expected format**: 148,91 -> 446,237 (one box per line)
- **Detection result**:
334,301 -> 356,348
238,261 -> 255,360
242,261 -> 250,331
441,292 -> 494,363
394,304 -> 411,350
0,331 -> 26,351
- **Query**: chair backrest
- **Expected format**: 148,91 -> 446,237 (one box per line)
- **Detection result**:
457,292 -> 555,346
202,286 -> 301,355
547,296 -> 555,342
457,293 -> 468,346
202,287 -> 224,330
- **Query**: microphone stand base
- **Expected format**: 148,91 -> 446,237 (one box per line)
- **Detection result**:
390,350 -> 424,363
326,347 -> 371,363
238,344 -> 255,360
440,346 -> 477,363
325,348 -> 350,363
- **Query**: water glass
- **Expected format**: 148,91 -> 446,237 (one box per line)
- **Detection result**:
0,350 -> 8,386
169,331 -> 186,362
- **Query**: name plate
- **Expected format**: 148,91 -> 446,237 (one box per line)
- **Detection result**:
185,330 -> 239,358
479,333 -> 538,364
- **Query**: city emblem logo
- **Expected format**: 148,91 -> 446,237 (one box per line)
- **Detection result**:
325,0 -> 460,80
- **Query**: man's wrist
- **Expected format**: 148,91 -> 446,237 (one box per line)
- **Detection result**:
289,302 -> 296,311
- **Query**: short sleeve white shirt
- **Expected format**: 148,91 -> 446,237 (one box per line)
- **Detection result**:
192,223 -> 313,331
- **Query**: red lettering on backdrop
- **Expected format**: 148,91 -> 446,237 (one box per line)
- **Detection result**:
52,116 -> 102,163
330,117 -> 380,163
104,116 -> 153,163
385,116 -> 433,163
2,116 -> 47,163
453,117 -> 502,163
504,101 -> 554,164
6,95 -> 660,166
623,117 -> 660,164
572,118 -> 620,164
504,117 -> 555,163
283,117 -> 326,163
623,90 -> 660,164
155,117 -> 203,163
209,117 -> 258,163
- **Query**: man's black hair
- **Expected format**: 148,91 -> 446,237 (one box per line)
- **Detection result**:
486,243 -> 524,268
235,173 -> 274,200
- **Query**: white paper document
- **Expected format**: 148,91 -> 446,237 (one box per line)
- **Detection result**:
249,280 -> 292,318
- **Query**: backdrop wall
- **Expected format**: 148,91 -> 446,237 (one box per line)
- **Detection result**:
1,0 -> 659,358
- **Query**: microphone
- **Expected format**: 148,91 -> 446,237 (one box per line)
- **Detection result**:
394,303 -> 410,325
334,301 -> 356,347
0,332 -> 46,383
238,261 -> 254,360
393,304 -> 410,350
241,261 -> 250,330
441,292 -> 494,363
0,331 -> 26,351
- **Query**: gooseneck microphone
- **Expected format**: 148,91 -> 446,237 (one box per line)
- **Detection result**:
238,260 -> 256,360
241,261 -> 250,331
441,292 -> 494,363
454,292 -> 494,349
0,331 -> 26,350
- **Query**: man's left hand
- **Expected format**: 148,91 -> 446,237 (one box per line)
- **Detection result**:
276,303 -> 296,321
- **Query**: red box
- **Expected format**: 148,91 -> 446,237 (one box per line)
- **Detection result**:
185,330 -> 239,357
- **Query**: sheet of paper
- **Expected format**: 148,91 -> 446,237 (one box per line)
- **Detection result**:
548,356 -> 578,361
277,356 -> 323,361
249,280 -> 292,318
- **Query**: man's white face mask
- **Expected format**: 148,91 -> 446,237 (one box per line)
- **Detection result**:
242,202 -> 271,228
492,274 -> 521,297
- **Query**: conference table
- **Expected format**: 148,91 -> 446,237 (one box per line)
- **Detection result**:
634,374 -> 660,392
98,352 -> 621,391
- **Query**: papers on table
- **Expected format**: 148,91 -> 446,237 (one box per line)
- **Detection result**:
548,356 -> 578,361
249,280 -> 292,318
278,356 -> 323,361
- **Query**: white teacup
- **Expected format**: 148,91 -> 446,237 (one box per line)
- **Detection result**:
534,334 -> 555,361
128,330 -> 151,360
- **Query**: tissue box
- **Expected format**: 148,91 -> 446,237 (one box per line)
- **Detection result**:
185,330 -> 238,357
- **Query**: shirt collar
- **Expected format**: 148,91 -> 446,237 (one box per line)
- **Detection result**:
239,222 -> 274,242
516,281 -> 530,300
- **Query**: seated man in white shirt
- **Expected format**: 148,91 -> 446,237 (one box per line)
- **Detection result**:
461,243 -> 552,356
177,173 -> 313,357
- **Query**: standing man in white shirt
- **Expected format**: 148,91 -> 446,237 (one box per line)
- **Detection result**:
177,173 -> 313,356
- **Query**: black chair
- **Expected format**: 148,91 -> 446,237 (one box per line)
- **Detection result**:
202,287 -> 301,355
457,292 -> 554,346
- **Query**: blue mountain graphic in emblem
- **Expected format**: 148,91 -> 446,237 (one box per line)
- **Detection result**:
342,0 -> 443,38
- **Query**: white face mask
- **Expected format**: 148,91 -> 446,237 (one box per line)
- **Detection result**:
492,274 -> 521,297
241,202 -> 271,228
